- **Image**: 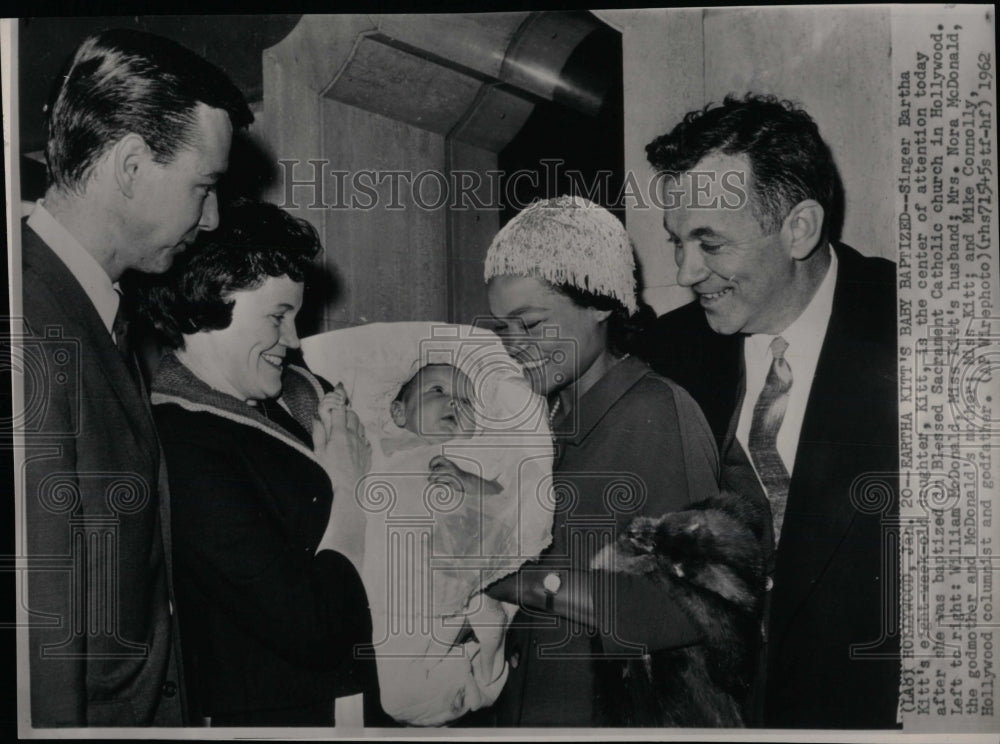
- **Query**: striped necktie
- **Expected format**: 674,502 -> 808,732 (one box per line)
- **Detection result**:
749,335 -> 792,543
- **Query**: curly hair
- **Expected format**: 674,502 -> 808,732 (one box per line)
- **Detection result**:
130,198 -> 321,349
645,93 -> 844,240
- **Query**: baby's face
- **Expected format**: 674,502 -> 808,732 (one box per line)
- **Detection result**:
392,365 -> 477,441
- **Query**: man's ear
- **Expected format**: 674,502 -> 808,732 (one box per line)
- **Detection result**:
112,133 -> 150,199
781,199 -> 825,259
390,400 -> 407,428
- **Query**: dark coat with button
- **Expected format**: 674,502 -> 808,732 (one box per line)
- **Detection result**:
21,223 -> 185,726
492,357 -> 763,726
641,243 -> 900,729
151,353 -> 374,724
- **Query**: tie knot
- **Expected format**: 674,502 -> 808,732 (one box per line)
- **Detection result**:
770,335 -> 789,360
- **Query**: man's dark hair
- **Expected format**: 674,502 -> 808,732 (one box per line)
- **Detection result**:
131,198 -> 321,349
45,28 -> 254,192
646,93 -> 844,239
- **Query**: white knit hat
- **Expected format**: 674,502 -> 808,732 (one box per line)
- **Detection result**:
483,195 -> 638,314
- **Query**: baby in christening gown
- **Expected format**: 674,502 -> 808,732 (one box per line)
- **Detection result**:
387,362 -> 503,499
306,322 -> 553,726
332,362 -> 516,612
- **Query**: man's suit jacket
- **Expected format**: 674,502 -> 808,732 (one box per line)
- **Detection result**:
21,223 -> 184,726
643,242 -> 900,729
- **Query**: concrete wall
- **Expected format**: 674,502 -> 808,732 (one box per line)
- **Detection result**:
263,9 -> 895,322
604,7 -> 895,315
261,13 -> 587,330
319,99 -> 449,328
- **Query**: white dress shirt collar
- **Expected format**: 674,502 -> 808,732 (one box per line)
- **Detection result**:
27,200 -> 120,335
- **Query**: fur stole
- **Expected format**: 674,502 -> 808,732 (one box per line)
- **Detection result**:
589,490 -> 769,727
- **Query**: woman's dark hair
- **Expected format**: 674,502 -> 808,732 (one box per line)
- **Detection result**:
130,198 -> 321,349
45,29 -> 253,193
551,282 -> 656,358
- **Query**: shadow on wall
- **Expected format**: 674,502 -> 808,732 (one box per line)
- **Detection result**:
299,261 -> 342,341
220,128 -> 281,204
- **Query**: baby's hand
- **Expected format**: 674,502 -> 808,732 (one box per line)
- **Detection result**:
428,455 -> 465,491
428,456 -> 502,496
317,384 -> 349,437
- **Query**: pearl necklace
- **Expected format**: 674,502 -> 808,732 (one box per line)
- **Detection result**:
548,396 -> 562,430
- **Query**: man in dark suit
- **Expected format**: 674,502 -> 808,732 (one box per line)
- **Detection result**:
642,94 -> 899,729
20,30 -> 252,726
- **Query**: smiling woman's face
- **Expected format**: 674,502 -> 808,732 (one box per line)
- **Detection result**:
190,274 -> 304,402
487,274 -> 608,397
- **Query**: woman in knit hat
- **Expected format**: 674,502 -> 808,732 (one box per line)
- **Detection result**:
481,196 -> 767,727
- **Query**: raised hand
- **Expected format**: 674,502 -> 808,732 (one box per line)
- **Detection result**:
314,384 -> 370,569
314,384 -> 371,495
316,383 -> 348,433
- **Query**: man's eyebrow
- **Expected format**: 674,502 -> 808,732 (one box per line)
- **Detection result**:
664,225 -> 722,242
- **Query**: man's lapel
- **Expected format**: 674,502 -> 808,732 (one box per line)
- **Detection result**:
24,221 -> 188,721
23,225 -> 159,453
722,341 -> 745,452
721,301 -> 860,640
767,252 -> 867,639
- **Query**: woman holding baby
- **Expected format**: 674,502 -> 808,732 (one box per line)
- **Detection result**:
135,194 -> 765,729
133,199 -> 376,726
480,196 -> 767,727
134,197 -> 548,729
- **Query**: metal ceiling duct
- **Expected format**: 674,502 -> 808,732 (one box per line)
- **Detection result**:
268,12 -> 615,152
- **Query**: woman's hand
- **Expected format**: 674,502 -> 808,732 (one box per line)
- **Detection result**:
313,384 -> 371,493
485,568 -> 595,628
314,384 -> 371,570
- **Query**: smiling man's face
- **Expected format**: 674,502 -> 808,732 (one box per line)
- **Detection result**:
661,151 -> 806,336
